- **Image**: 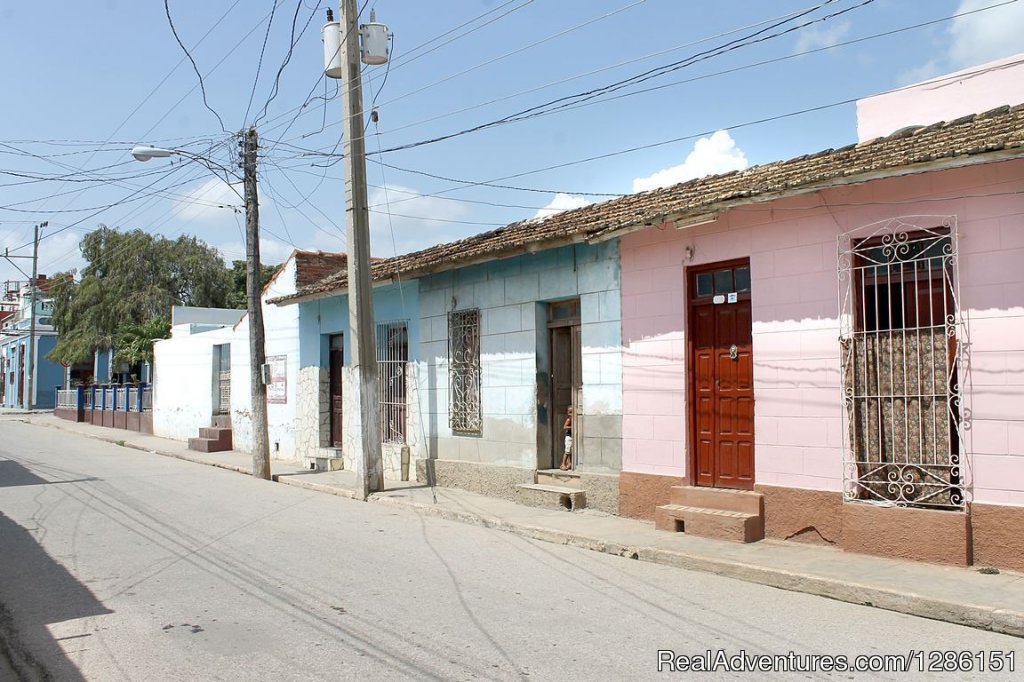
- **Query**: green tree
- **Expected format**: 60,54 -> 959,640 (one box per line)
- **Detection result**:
226,259 -> 280,309
49,227 -> 231,365
113,316 -> 171,368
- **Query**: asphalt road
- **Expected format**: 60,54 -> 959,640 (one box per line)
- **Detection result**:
0,418 -> 1021,682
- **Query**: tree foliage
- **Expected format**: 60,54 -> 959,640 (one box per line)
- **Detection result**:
49,227 -> 231,364
226,259 -> 280,309
113,316 -> 171,367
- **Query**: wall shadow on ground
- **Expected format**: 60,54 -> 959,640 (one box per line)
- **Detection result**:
0,502 -> 112,680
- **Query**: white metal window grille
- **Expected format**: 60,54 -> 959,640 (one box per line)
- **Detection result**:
376,319 -> 408,444
215,344 -> 231,415
838,217 -> 965,510
448,308 -> 481,433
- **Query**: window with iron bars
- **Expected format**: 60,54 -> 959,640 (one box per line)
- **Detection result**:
839,222 -> 963,510
448,308 -> 481,433
376,320 -> 408,444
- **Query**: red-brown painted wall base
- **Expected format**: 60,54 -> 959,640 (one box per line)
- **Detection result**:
101,411 -> 113,428
112,411 -> 127,430
54,407 -> 85,423
619,471 -> 685,520
140,413 -> 153,435
972,503 -> 1024,572
755,484 -> 843,546
90,409 -> 102,426
126,412 -> 140,432
840,502 -> 970,566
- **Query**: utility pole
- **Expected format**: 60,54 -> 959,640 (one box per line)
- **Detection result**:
25,222 -> 44,410
337,0 -> 383,499
241,127 -> 271,480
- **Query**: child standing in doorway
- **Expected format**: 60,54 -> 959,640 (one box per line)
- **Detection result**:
560,406 -> 573,471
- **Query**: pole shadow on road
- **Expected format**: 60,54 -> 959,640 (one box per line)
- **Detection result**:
0,505 -> 113,680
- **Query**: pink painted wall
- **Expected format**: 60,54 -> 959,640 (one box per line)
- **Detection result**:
620,159 -> 1024,506
857,54 -> 1024,142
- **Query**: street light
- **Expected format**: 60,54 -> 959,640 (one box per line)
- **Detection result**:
130,135 -> 271,480
130,145 -> 175,161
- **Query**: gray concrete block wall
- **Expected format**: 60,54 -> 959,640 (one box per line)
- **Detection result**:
418,241 -> 623,476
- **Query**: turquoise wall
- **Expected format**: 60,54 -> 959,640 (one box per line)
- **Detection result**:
298,280 -> 420,369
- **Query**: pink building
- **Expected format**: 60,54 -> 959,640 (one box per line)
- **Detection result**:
610,104 -> 1024,570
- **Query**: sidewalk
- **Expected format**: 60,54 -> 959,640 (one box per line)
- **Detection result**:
19,412 -> 1024,638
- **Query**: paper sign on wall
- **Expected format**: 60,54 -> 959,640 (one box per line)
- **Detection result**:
727,292 -> 738,303
712,295 -> 725,304
266,355 -> 287,404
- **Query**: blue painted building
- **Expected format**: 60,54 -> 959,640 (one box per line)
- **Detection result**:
0,284 -> 63,409
291,280 -> 420,476
272,221 -> 624,512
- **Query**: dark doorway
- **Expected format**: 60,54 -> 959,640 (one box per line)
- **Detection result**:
329,334 -> 344,448
547,299 -> 581,470
688,260 -> 755,490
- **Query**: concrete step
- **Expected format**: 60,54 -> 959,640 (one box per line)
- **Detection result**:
654,504 -> 764,543
198,426 -> 232,450
515,483 -> 586,512
669,486 -> 763,515
536,468 -> 583,489
303,456 -> 344,472
188,436 -> 232,453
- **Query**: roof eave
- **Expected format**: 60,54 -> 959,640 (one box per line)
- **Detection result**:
587,147 -> 1024,244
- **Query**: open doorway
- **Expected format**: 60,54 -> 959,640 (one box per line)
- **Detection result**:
547,299 -> 581,470
328,333 -> 344,448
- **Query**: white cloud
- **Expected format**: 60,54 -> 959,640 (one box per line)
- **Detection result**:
632,130 -> 748,193
367,184 -> 476,255
948,0 -> 1024,69
0,226 -> 84,282
794,20 -> 851,54
532,193 -> 590,220
903,1 -> 1024,81
215,236 -> 295,266
172,177 -> 244,225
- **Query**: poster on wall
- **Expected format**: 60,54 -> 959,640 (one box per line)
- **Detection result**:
266,355 -> 287,404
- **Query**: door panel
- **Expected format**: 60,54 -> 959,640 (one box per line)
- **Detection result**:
329,334 -> 343,448
689,262 -> 755,490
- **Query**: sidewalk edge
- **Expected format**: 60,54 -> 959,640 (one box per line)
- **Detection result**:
368,493 -> 1024,638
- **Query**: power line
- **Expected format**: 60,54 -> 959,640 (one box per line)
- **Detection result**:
253,0 -> 322,126
371,0 -> 871,155
370,160 -> 620,197
243,0 -> 282,126
164,0 -> 230,133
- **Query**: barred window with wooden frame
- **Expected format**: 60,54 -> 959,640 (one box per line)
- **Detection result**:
839,219 -> 964,510
376,320 -> 408,444
448,308 -> 481,433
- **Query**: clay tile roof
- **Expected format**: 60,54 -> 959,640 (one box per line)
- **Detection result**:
273,103 -> 1024,304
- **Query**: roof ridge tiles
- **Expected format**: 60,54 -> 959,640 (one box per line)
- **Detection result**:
271,102 -> 1024,304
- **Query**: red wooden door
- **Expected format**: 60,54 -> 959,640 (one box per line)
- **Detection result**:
690,262 -> 754,490
329,334 -> 344,448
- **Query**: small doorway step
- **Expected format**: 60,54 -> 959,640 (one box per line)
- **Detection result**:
515,469 -> 586,511
188,415 -> 233,453
655,487 -> 764,543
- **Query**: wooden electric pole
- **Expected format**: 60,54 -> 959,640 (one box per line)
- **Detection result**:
25,222 -> 44,410
241,127 -> 271,480
339,0 -> 383,499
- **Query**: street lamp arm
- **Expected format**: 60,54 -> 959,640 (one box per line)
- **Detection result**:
130,144 -> 243,201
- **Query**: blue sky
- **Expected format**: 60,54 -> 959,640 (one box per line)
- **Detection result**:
1,0 -> 1022,283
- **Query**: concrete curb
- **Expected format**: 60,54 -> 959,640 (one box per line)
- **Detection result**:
274,474 -> 358,499
24,417 -> 252,475
367,494 -> 1024,639
22,416 -> 1024,638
